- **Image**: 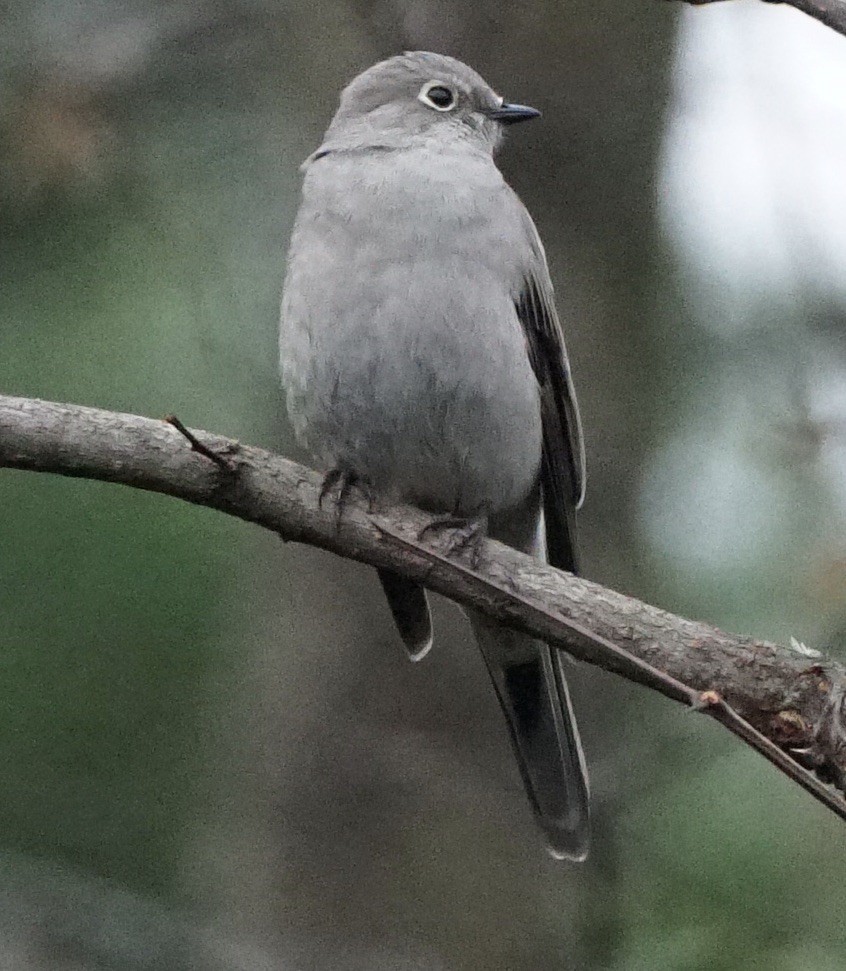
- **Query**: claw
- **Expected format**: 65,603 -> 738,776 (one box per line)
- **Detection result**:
318,468 -> 373,529
318,468 -> 344,509
418,513 -> 487,566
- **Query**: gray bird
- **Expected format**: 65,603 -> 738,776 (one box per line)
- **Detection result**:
279,51 -> 589,860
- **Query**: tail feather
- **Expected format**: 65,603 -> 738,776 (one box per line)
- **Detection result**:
376,488 -> 590,859
470,613 -> 590,860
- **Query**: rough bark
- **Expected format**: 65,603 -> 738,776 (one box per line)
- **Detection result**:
2,393 -> 845,818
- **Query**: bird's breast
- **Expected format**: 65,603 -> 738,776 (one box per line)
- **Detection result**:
280,149 -> 542,514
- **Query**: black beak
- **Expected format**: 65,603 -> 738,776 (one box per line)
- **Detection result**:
484,101 -> 541,125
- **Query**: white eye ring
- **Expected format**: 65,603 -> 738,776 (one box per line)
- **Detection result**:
418,81 -> 456,112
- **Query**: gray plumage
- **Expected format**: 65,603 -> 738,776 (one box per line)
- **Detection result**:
279,51 -> 589,860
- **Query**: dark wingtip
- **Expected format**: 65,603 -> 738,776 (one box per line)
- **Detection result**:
405,633 -> 434,663
377,570 -> 433,662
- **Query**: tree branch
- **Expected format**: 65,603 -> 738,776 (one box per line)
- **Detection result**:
2,394 -> 845,820
671,0 -> 846,38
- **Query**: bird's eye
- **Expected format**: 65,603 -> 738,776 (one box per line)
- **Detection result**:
419,82 -> 456,112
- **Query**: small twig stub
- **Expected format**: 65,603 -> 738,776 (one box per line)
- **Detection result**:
164,414 -> 237,472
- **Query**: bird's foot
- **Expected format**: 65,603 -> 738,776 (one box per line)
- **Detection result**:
418,513 -> 487,567
319,468 -> 374,529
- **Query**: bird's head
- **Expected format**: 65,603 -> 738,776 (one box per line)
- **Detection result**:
321,51 -> 540,155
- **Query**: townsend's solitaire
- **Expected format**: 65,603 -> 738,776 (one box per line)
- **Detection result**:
279,52 -> 589,860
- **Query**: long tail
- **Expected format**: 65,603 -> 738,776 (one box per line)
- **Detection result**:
469,613 -> 590,860
376,491 -> 589,859
473,490 -> 590,860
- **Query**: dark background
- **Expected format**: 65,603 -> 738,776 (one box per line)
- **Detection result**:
2,1 -> 845,967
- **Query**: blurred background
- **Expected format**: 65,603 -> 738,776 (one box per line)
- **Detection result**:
2,1 -> 845,967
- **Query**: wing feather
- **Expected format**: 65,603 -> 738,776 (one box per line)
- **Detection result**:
514,218 -> 585,574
